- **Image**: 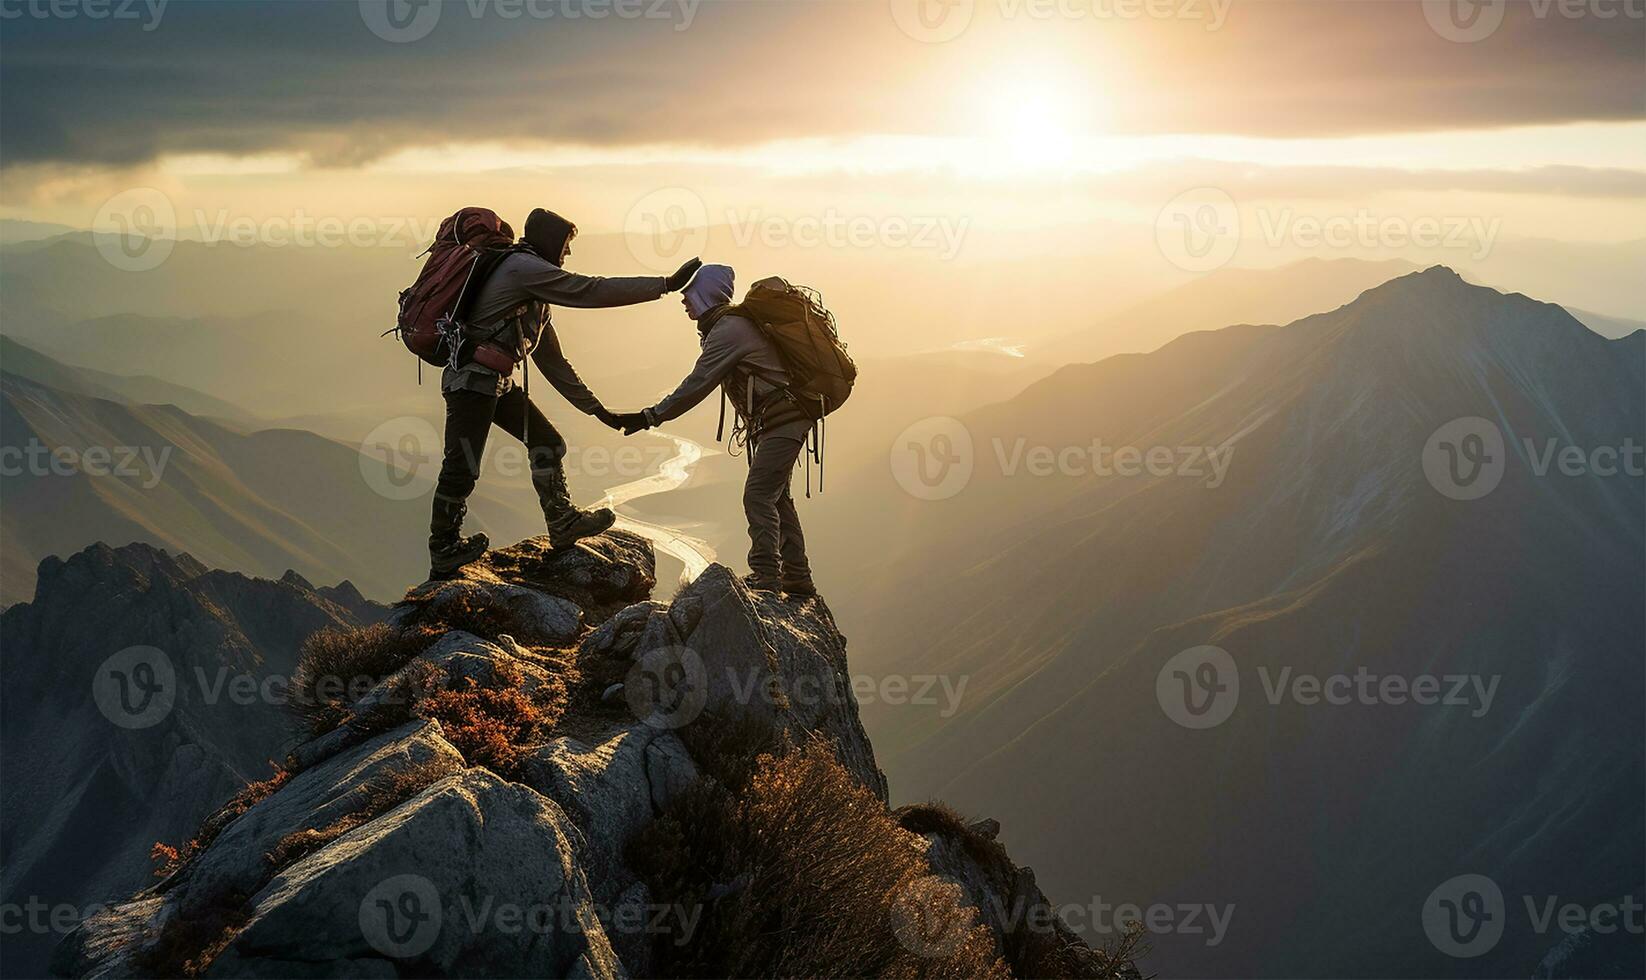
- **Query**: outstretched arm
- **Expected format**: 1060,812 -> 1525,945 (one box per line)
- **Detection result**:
530,327 -> 605,417
517,264 -> 667,310
644,326 -> 744,426
516,258 -> 701,310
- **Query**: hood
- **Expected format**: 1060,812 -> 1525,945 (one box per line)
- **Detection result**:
523,208 -> 577,263
684,264 -> 735,319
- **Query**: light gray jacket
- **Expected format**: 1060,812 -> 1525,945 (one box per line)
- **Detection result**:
443,251 -> 666,409
646,312 -> 793,426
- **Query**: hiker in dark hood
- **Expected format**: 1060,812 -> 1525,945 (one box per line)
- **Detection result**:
606,264 -> 818,598
429,207 -> 701,576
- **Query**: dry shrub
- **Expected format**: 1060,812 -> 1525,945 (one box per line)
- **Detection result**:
289,624 -> 441,736
152,765 -> 291,879
629,740 -> 1007,979
266,755 -> 461,870
414,658 -> 564,776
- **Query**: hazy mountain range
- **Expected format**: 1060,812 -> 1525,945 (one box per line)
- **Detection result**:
812,267 -> 1644,976
0,542 -> 383,977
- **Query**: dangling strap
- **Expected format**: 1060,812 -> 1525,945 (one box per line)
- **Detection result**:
716,387 -> 728,442
518,322 -> 530,447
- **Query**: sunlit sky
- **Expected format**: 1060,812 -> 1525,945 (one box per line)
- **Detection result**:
2,1 -> 1642,270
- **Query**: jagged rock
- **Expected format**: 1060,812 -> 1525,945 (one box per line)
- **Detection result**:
49,897 -> 164,980
665,564 -> 887,799
393,577 -> 584,646
520,724 -> 698,972
211,770 -> 620,978
349,631 -> 557,718
50,534 -> 1118,978
399,533 -> 655,632
580,599 -> 670,659
174,721 -> 465,911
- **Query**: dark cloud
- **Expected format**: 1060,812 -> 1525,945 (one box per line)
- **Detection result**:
0,0 -> 1639,168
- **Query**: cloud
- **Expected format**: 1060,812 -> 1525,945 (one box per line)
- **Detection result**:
0,0 -> 1639,168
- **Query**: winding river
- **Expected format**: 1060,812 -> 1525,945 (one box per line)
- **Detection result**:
595,433 -> 718,583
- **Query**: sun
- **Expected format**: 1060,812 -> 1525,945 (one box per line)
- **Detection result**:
974,72 -> 1091,172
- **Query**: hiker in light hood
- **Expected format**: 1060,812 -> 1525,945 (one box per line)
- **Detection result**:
607,265 -> 817,597
429,207 -> 701,577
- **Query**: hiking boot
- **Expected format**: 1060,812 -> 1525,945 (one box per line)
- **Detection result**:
430,533 -> 489,577
743,572 -> 781,594
781,576 -> 818,599
429,497 -> 488,577
539,466 -> 617,551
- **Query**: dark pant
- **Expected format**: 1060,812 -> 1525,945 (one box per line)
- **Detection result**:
744,421 -> 813,583
436,387 -> 567,509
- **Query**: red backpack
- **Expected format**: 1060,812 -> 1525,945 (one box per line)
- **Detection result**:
392,207 -> 517,367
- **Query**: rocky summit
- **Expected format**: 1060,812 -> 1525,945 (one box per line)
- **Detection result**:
53,532 -> 1139,979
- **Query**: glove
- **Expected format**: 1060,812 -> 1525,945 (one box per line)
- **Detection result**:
664,258 -> 703,293
613,411 -> 652,436
593,407 -> 622,431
